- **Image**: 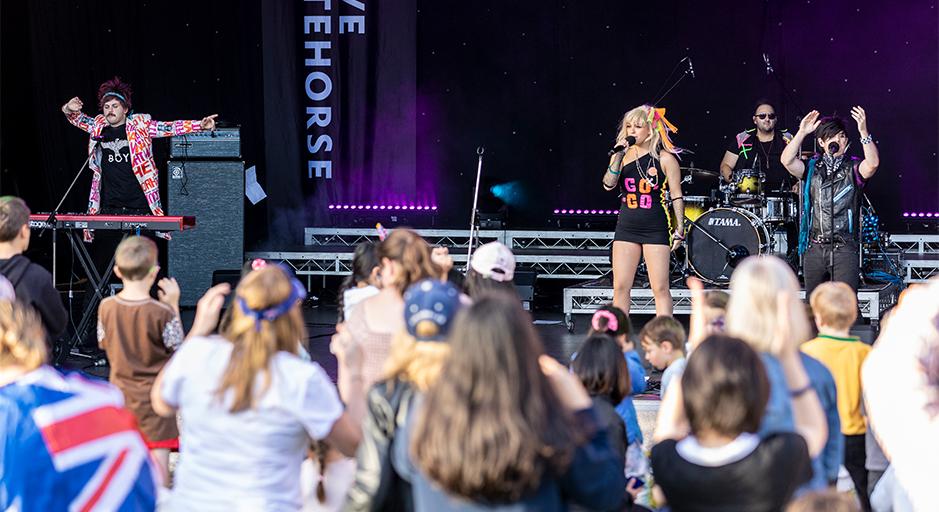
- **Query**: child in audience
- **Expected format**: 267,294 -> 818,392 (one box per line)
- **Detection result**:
464,241 -> 517,298
0,300 -> 159,510
802,282 -> 872,509
395,293 -> 624,511
639,316 -> 687,397
725,257 -> 842,491
151,265 -> 365,511
344,228 -> 440,388
337,241 -> 381,322
586,305 -> 651,503
0,196 -> 67,349
571,334 -> 630,460
345,279 -> 462,511
651,335 -> 822,511
571,333 -> 637,509
97,235 -> 184,484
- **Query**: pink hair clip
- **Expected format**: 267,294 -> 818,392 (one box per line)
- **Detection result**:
591,310 -> 619,332
251,258 -> 268,271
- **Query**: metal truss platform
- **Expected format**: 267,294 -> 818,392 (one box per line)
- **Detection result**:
888,235 -> 939,282
249,228 -> 937,291
249,228 -> 614,280
562,277 -> 899,332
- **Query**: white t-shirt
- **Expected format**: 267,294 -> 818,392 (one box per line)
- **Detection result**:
160,335 -> 344,512
342,285 -> 379,320
660,356 -> 687,398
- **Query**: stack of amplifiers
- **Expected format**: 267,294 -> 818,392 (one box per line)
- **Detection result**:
168,127 -> 244,306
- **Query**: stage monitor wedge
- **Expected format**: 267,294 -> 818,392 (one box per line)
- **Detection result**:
167,160 -> 244,306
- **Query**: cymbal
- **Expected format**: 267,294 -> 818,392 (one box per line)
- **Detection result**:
681,167 -> 719,178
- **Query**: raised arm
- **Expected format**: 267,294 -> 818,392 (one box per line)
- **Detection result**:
148,114 -> 217,138
781,110 -> 821,179
772,292 -> 828,458
61,96 -> 97,133
852,106 -> 879,179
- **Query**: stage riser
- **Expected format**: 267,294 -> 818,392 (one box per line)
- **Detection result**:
563,287 -> 894,328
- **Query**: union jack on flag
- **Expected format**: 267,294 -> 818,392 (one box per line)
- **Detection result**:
0,366 -> 158,511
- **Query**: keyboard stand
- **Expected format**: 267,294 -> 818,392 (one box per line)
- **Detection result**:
54,230 -> 127,366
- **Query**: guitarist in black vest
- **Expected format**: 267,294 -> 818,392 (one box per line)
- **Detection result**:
780,108 -> 880,294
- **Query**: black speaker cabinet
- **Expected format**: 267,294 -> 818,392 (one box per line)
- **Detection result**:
167,160 -> 244,306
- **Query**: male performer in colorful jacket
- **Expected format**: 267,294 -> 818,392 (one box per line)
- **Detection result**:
61,76 -> 217,223
781,107 -> 879,294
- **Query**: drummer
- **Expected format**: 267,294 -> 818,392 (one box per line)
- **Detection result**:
718,100 -> 795,192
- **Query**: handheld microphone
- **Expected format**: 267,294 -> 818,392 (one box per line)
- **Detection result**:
608,136 -> 637,156
826,142 -> 840,177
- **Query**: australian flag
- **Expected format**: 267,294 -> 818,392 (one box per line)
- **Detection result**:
0,365 -> 158,511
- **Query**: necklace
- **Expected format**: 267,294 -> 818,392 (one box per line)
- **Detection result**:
629,148 -> 658,188
756,134 -> 773,172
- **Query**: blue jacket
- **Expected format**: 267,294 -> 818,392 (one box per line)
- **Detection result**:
800,352 -> 843,487
759,353 -> 843,490
393,407 -> 626,512
615,350 -> 647,445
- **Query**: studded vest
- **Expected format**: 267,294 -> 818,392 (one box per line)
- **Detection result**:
807,156 -> 863,242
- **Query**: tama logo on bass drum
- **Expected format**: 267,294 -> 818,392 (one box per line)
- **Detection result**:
707,217 -> 742,227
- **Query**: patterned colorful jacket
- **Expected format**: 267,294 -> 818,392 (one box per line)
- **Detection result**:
64,111 -> 203,218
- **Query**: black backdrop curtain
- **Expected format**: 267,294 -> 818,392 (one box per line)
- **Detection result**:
2,1 -> 937,246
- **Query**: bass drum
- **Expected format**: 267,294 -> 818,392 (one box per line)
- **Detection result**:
687,207 -> 770,285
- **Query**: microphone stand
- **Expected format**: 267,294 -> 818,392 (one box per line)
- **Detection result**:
465,147 -> 485,274
42,149 -> 94,286
826,145 -> 839,285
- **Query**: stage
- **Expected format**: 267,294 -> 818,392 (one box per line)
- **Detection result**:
248,227 -> 937,327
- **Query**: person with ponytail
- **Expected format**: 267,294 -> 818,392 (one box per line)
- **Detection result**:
586,305 -> 651,505
343,228 -> 440,388
345,279 -> 463,511
151,265 -> 365,511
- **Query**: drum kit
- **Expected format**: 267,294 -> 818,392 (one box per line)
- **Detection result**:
675,165 -> 800,285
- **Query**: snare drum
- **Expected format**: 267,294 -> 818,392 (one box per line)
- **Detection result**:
764,194 -> 797,223
683,195 -> 715,221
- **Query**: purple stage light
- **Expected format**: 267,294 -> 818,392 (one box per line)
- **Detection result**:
553,208 -> 622,216
328,203 -> 437,212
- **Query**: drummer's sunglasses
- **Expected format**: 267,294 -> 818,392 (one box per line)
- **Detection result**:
755,113 -> 777,120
